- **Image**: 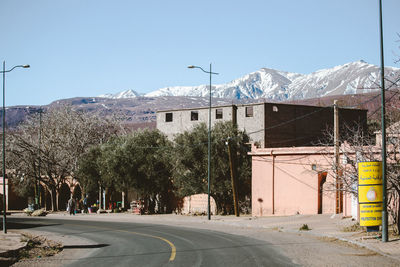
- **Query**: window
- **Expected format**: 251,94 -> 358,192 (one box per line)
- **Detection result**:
165,113 -> 173,122
245,106 -> 253,117
216,109 -> 223,119
311,164 -> 317,171
191,111 -> 199,121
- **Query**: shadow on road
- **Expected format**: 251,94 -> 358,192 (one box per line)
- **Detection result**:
2,218 -> 62,230
63,244 -> 110,249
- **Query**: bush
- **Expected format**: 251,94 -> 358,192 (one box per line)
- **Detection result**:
299,224 -> 311,231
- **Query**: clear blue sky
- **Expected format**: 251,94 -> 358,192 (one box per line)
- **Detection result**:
1,0 -> 399,106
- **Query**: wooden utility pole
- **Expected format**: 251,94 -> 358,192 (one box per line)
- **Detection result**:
334,100 -> 342,213
227,138 -> 239,217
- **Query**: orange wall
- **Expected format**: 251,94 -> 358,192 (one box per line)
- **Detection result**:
251,147 -> 338,216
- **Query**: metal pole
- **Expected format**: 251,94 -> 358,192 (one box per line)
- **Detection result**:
207,63 -> 212,220
379,0 -> 388,242
2,61 -> 6,233
38,109 -> 42,208
187,64 -> 218,220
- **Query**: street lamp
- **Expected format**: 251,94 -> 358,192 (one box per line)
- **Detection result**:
1,61 -> 30,234
378,0 -> 388,243
188,64 -> 219,220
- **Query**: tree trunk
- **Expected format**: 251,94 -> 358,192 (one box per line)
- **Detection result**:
56,190 -> 60,211
49,189 -> 54,211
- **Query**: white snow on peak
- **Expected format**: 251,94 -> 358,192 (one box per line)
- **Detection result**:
100,61 -> 400,101
98,89 -> 141,99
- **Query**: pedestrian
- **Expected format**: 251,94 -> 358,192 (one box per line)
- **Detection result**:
67,197 -> 75,216
83,195 -> 88,214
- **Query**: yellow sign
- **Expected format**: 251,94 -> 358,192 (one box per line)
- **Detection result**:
359,203 -> 383,226
358,185 -> 383,203
358,161 -> 382,185
358,161 -> 382,227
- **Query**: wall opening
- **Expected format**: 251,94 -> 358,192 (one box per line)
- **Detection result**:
245,106 -> 253,117
165,113 -> 173,122
318,172 -> 327,214
216,109 -> 223,119
191,111 -> 199,121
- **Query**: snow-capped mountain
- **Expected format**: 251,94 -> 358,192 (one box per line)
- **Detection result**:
99,89 -> 141,99
101,61 -> 400,101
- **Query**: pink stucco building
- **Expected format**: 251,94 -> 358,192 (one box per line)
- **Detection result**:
250,145 -> 353,217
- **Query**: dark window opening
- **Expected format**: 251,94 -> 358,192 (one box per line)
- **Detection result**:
216,109 -> 223,119
191,111 -> 199,121
165,113 -> 173,122
245,106 -> 253,117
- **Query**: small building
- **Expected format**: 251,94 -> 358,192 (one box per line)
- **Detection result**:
249,145 -> 354,217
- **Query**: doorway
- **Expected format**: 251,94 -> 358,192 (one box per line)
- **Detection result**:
318,172 -> 327,214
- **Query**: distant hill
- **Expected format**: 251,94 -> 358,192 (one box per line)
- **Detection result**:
1,96 -> 256,129
3,60 -> 399,129
3,91 -> 399,130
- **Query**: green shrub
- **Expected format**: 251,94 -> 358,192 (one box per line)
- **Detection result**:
299,224 -> 311,231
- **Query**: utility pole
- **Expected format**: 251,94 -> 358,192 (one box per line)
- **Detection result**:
36,109 -> 42,209
227,138 -> 239,217
334,100 -> 342,214
38,110 -> 42,208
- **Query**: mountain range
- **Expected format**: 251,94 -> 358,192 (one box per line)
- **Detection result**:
100,61 -> 400,102
3,61 -> 400,129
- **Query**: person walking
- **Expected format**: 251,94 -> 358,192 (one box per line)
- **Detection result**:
67,197 -> 75,216
83,195 -> 88,214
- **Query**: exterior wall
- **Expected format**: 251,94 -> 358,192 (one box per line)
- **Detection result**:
251,146 -> 339,216
264,103 -> 367,148
0,178 -> 8,211
157,105 -> 236,140
236,103 -> 265,147
0,178 -> 26,210
180,193 -> 217,215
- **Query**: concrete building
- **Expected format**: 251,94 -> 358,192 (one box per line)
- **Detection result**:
157,102 -> 368,148
156,104 -> 237,140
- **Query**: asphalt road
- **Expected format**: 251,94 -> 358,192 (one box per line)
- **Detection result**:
8,217 -> 297,266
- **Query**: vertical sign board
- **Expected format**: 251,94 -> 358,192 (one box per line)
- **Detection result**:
358,161 -> 383,227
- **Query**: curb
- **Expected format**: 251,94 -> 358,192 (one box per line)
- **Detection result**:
278,227 -> 400,263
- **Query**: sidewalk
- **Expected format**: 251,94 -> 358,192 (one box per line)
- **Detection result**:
1,212 -> 400,264
0,231 -> 27,265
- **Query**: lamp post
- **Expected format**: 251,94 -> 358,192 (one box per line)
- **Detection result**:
1,61 -> 30,234
378,0 -> 388,243
188,64 -> 219,220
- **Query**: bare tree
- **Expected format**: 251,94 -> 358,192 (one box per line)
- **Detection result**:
6,106 -> 120,211
319,121 -> 400,233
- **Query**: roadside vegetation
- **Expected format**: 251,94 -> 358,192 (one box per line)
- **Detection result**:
4,106 -> 251,215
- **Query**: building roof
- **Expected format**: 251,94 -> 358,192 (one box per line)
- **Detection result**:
157,101 -> 367,113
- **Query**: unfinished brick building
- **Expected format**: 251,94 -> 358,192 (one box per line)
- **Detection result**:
157,102 -> 367,147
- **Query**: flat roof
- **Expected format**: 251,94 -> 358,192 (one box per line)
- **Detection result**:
157,104 -> 236,113
157,101 -> 367,113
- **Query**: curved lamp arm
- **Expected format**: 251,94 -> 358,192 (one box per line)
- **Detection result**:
188,65 -> 218,75
0,64 -> 30,73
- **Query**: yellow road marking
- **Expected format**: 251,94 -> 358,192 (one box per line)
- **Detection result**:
65,223 -> 176,261
117,229 -> 176,261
